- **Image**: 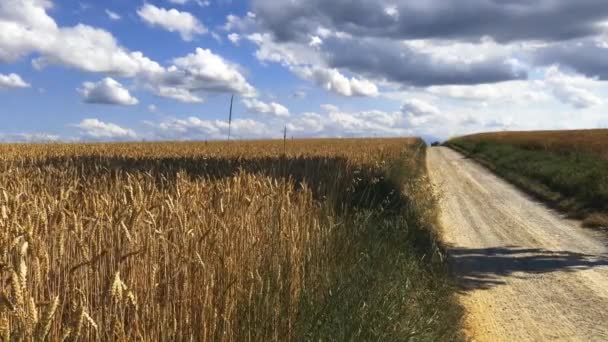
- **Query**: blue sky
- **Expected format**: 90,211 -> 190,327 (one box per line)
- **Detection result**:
2,0 -> 608,142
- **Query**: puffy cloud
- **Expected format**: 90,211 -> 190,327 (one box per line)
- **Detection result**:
0,0 -> 57,62
0,0 -> 256,105
427,81 -> 550,103
168,0 -> 210,6
0,73 -> 30,89
0,133 -> 60,143
142,48 -> 256,102
137,4 -> 206,41
105,9 -> 121,21
74,119 -> 136,139
244,32 -> 381,96
242,98 -> 290,118
79,78 -> 138,105
544,66 -> 603,108
401,99 -> 440,117
148,116 -> 272,140
286,104 -> 411,137
228,33 -> 240,45
286,113 -> 324,133
0,0 -> 163,76
239,21 -> 524,93
31,24 -> 164,76
296,67 -> 379,97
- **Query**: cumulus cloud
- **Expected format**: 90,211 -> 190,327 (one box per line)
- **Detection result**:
544,66 -> 603,108
147,103 -> 417,141
0,73 -> 30,89
236,19 -> 525,94
141,48 -> 256,103
427,81 -> 550,103
0,133 -> 60,143
228,33 -> 240,45
242,98 -> 290,118
286,104 -> 412,137
79,78 -> 138,105
401,99 -> 440,117
74,119 -> 136,139
0,0 -> 163,76
168,0 -> 210,6
225,0 -> 608,106
0,0 -> 258,106
244,33 -> 380,96
286,113 -> 324,133
296,67 -> 379,97
148,116 -> 271,140
0,1 -> 258,103
137,4 -> 206,41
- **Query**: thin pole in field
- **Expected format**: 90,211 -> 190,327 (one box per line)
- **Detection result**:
283,125 -> 287,155
228,94 -> 234,141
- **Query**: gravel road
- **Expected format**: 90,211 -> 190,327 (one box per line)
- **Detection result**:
427,147 -> 608,341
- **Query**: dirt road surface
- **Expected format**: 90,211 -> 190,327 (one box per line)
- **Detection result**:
427,147 -> 608,341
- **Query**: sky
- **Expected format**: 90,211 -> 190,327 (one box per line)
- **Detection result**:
2,0 -> 608,143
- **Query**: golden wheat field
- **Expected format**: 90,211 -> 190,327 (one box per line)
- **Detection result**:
0,138 -> 461,341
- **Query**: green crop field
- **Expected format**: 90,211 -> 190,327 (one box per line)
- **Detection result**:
447,130 -> 608,228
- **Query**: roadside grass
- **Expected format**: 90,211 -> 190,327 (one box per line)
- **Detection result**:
447,134 -> 608,228
297,142 -> 464,341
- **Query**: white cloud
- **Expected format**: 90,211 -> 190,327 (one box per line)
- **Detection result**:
0,73 -> 30,89
0,133 -> 60,143
286,104 -> 410,137
168,0 -> 210,6
244,32 -> 378,97
32,24 -> 164,76
142,48 -> 256,102
545,66 -> 603,109
228,33 -> 240,45
74,119 -> 136,139
243,98 -> 290,118
149,116 -> 272,140
79,78 -> 138,105
297,67 -> 379,97
401,99 -> 440,117
309,35 -> 323,48
105,9 -> 121,21
137,4 -> 206,41
0,0 -> 163,76
384,6 -> 399,20
427,81 -> 549,103
287,113 -> 324,133
152,86 -> 204,103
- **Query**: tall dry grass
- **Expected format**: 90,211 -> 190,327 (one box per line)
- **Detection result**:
0,139 -> 461,341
